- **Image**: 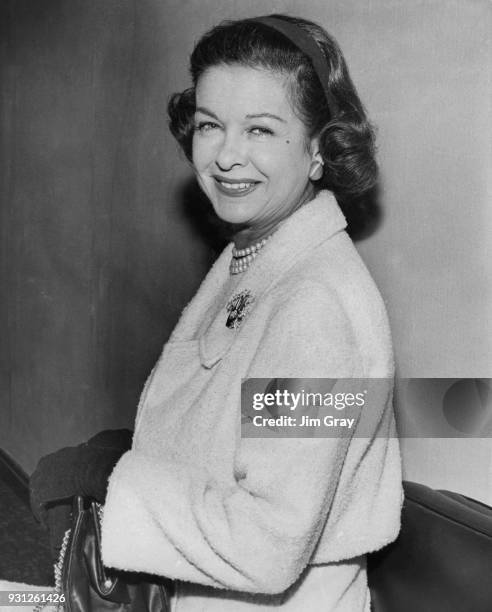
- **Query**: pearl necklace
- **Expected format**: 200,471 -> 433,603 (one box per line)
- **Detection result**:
230,236 -> 271,275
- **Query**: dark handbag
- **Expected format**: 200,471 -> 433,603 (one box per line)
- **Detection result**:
367,480 -> 492,612
46,496 -> 172,611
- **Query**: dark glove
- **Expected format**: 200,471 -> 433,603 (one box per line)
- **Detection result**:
86,428 -> 133,451
29,429 -> 133,564
29,429 -> 133,526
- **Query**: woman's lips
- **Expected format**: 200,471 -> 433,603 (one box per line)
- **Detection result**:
213,177 -> 260,197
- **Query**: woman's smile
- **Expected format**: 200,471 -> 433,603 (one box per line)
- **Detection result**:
213,176 -> 261,197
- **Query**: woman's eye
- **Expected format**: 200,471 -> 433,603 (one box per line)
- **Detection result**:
249,126 -> 274,136
194,121 -> 220,133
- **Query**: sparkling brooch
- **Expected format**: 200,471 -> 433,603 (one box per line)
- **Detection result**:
226,289 -> 255,329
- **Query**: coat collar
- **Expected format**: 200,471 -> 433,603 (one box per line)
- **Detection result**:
223,190 -> 346,304
170,191 -> 347,368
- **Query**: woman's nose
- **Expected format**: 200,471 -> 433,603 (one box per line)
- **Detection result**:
214,132 -> 247,171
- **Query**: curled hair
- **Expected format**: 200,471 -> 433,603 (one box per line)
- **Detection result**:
168,14 -> 378,203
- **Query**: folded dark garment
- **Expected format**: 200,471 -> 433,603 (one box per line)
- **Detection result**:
29,429 -> 133,562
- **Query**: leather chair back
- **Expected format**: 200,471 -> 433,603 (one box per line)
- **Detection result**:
367,481 -> 492,612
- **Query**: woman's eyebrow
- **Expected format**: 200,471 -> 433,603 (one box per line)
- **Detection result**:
195,108 -> 287,124
195,106 -> 220,120
246,113 -> 287,123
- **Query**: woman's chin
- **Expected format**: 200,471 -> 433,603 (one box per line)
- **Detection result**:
211,198 -> 259,225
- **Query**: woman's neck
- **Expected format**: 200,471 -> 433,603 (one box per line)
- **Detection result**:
232,183 -> 316,250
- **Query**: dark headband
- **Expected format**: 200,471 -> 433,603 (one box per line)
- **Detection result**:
250,16 -> 339,118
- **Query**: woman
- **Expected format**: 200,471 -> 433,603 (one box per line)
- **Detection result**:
31,14 -> 402,611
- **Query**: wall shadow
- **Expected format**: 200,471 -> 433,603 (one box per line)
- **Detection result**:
176,178 -> 232,255
339,183 -> 383,242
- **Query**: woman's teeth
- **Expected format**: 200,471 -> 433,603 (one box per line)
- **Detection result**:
214,178 -> 259,197
220,181 -> 254,190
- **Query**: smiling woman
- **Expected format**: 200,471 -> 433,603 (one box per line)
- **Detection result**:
29,13 -> 403,612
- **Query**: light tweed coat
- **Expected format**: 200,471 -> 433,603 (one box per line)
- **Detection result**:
101,190 -> 403,611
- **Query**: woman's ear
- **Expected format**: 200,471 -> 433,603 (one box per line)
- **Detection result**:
309,139 -> 324,181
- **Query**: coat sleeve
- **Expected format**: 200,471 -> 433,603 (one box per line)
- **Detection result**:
101,285 -> 383,594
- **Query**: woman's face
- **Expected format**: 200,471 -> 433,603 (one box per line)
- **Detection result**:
192,64 -> 318,227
